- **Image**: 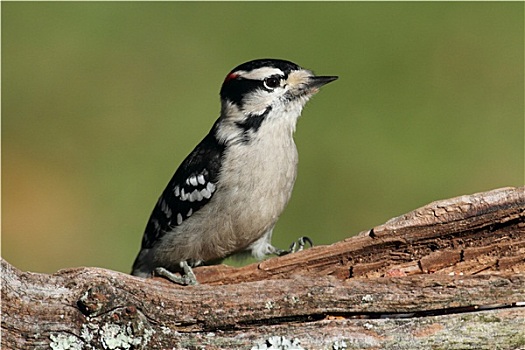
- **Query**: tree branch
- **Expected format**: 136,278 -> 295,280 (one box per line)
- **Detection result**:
2,186 -> 524,349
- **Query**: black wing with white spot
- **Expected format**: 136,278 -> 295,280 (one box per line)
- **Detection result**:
140,123 -> 225,249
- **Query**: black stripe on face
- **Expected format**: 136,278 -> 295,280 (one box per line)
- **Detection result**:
234,106 -> 272,141
220,78 -> 263,107
220,59 -> 300,107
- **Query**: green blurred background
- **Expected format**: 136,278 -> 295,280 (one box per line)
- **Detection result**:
2,2 -> 523,274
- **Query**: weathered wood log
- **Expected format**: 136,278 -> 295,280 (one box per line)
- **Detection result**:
2,186 -> 524,349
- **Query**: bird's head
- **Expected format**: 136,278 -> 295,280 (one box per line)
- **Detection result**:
220,58 -> 337,118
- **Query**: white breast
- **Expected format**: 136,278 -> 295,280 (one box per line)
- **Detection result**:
155,104 -> 301,264
221,110 -> 299,233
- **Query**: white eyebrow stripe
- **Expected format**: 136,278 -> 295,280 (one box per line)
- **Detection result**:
236,67 -> 285,80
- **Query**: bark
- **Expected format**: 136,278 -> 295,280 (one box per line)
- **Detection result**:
2,186 -> 524,349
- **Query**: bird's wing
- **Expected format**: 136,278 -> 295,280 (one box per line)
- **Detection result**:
140,130 -> 225,250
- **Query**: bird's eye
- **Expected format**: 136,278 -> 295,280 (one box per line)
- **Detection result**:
263,77 -> 281,90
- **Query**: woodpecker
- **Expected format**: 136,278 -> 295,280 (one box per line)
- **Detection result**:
132,59 -> 337,285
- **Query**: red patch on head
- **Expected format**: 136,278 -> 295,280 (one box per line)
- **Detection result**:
224,72 -> 239,83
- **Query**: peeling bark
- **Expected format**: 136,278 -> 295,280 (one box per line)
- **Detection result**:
2,186 -> 524,349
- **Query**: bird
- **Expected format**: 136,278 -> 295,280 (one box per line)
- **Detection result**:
131,58 -> 337,285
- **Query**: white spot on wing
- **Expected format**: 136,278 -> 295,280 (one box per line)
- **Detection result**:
188,189 -> 203,202
174,185 -> 180,197
176,213 -> 183,225
201,188 -> 212,199
187,208 -> 193,217
180,188 -> 188,201
151,218 -> 160,230
160,199 -> 172,218
197,174 -> 206,185
207,182 -> 216,193
194,189 -> 203,201
189,176 -> 198,187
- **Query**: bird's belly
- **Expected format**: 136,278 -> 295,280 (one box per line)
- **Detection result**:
218,137 -> 298,243
156,143 -> 298,265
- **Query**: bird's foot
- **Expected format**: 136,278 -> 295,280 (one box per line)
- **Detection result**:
276,236 -> 313,256
154,261 -> 198,286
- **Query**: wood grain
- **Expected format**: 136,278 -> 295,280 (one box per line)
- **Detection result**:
2,186 -> 524,349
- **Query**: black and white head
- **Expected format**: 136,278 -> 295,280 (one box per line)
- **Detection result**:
217,59 -> 338,142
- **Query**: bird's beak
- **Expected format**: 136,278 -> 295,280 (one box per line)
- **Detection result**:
307,75 -> 338,93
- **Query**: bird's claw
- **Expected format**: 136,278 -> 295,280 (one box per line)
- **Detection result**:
154,261 -> 198,286
289,236 -> 313,253
276,236 -> 313,256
